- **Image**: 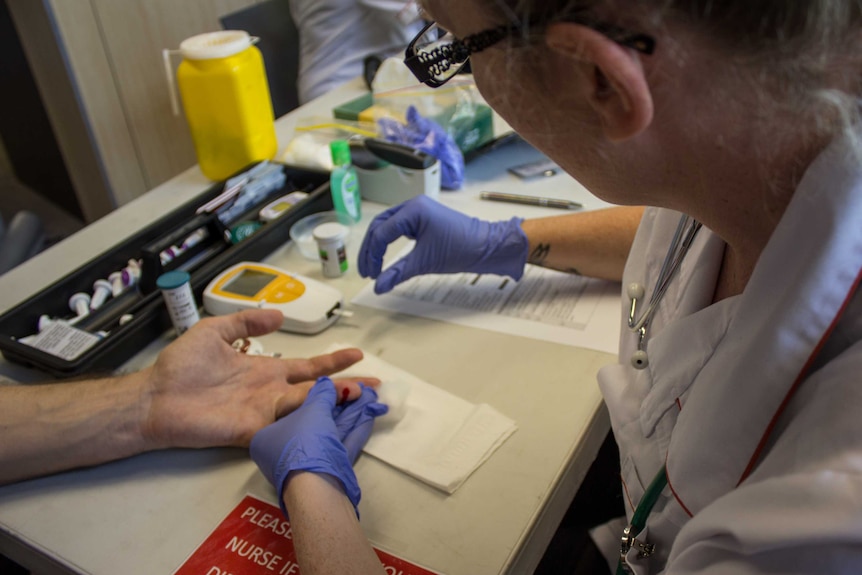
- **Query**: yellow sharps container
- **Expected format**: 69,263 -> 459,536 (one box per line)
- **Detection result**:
167,31 -> 277,181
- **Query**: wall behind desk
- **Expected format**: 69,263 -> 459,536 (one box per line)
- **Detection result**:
7,0 -> 264,223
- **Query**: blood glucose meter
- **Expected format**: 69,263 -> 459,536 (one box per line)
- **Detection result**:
203,262 -> 345,334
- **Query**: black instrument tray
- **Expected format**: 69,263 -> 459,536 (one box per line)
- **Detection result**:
0,163 -> 332,378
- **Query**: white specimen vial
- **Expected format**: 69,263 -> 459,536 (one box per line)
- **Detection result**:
313,222 -> 349,278
156,270 -> 200,335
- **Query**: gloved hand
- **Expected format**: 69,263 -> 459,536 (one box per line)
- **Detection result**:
334,384 -> 389,463
250,377 -> 387,517
378,105 -> 464,189
358,195 -> 529,294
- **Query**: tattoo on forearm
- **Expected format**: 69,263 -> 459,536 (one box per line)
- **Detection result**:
529,243 -> 550,264
528,243 -> 581,275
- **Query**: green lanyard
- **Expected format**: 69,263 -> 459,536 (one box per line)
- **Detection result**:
616,467 -> 668,575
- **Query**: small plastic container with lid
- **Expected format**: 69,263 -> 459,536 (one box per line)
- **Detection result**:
156,270 -> 201,335
313,222 -> 349,278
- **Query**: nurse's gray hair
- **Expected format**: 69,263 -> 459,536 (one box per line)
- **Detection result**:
498,0 -> 862,134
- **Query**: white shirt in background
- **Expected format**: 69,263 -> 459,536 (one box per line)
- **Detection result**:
289,0 -> 424,103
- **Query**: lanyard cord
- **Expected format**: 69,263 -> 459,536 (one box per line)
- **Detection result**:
617,467 -> 669,575
629,215 -> 702,334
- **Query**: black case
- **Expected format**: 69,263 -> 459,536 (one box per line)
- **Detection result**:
0,163 -> 332,378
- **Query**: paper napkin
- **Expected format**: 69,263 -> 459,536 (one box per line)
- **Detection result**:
327,344 -> 517,494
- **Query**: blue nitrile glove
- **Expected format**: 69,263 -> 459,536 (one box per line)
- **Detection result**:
334,385 -> 388,464
250,377 -> 386,517
377,105 -> 464,189
358,195 -> 529,294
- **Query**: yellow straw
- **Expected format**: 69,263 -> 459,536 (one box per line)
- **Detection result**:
296,123 -> 378,138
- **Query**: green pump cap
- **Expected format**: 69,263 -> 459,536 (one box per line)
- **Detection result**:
330,140 -> 352,166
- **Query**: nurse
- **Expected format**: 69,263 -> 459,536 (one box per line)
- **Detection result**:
252,0 -> 862,573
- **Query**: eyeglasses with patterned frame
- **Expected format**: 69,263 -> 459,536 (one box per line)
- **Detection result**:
404,17 -> 656,88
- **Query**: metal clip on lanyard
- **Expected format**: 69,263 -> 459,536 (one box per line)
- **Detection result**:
617,467 -> 668,575
627,215 -> 702,370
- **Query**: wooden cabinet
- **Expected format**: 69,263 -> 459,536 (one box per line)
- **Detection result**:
8,0 -> 262,222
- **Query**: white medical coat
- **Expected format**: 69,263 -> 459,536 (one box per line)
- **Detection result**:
593,129 -> 862,574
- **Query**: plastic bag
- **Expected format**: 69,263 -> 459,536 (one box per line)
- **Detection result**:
377,106 -> 464,189
371,58 -> 495,156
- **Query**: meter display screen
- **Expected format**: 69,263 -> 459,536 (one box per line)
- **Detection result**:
223,269 -> 277,297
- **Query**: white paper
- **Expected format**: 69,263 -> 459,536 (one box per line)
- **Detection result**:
19,321 -> 102,360
352,255 -> 622,354
328,345 -> 517,494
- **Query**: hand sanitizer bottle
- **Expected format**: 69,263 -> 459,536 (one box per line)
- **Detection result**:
329,140 -> 361,223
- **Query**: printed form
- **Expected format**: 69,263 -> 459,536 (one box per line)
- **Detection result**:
352,261 -> 622,354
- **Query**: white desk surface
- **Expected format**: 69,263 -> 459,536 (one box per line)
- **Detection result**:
0,78 -> 616,575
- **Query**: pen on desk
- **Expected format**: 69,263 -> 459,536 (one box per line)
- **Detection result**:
480,191 -> 583,210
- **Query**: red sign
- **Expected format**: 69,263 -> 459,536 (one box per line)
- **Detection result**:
174,494 -> 440,575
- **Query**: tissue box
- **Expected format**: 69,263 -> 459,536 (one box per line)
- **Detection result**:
445,103 -> 493,153
332,93 -> 375,122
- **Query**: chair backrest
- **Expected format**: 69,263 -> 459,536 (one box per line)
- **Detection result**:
0,210 -> 44,275
220,0 -> 300,118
